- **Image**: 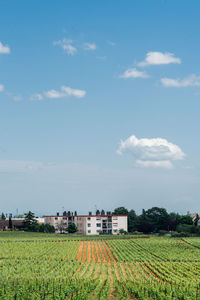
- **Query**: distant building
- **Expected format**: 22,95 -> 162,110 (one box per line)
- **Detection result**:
0,217 -> 45,231
44,213 -> 128,235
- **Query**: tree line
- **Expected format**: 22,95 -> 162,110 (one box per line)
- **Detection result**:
112,206 -> 200,236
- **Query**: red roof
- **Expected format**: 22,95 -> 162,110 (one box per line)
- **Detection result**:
44,214 -> 128,218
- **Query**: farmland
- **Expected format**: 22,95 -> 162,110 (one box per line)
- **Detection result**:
0,233 -> 200,299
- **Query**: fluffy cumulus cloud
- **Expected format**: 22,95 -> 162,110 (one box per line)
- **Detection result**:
44,85 -> 86,99
0,84 -> 4,92
120,68 -> 149,79
138,52 -> 181,67
53,39 -> 77,56
83,43 -> 97,51
0,42 -> 10,54
161,74 -> 200,87
117,135 -> 185,169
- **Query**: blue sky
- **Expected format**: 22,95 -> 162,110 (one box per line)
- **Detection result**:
0,0 -> 200,216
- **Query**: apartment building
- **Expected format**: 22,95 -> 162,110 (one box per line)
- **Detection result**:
44,213 -> 128,235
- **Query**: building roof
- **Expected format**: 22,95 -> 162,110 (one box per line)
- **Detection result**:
44,214 -> 128,218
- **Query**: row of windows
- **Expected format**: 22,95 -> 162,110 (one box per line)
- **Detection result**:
87,217 -> 118,221
88,223 -> 102,227
87,229 -> 118,233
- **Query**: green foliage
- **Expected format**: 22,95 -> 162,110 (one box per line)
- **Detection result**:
171,231 -> 190,237
23,211 -> 38,231
1,212 -> 6,220
113,207 -> 128,215
67,223 -> 78,233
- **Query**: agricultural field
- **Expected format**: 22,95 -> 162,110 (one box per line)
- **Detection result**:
1,233 -> 200,299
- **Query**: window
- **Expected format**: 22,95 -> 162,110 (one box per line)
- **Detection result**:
96,217 -> 101,220
63,217 -> 67,220
88,223 -> 91,227
113,229 -> 118,233
113,216 -> 118,220
55,217 -> 58,220
96,230 -> 101,233
88,230 -> 91,233
96,223 -> 101,227
87,217 -> 91,220
113,223 -> 118,227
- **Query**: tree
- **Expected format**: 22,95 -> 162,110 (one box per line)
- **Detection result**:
8,216 -> 12,230
194,214 -> 200,226
23,211 -> 38,231
96,210 -> 100,215
57,219 -> 66,234
119,228 -> 127,235
145,207 -> 169,232
1,213 -> 6,220
67,223 -> 78,233
128,209 -> 137,232
101,209 -> 105,215
39,224 -> 55,233
179,215 -> 193,225
113,207 -> 128,215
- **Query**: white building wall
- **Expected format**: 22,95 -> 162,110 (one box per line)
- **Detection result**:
112,216 -> 128,234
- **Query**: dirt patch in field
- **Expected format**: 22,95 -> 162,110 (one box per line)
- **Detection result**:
98,242 -> 107,263
82,242 -> 87,263
91,242 -> 96,262
105,242 -> 117,263
88,242 -> 91,262
77,242 -> 83,262
95,242 -> 101,262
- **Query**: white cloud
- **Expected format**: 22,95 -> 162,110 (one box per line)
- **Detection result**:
53,39 -> 77,56
30,93 -> 43,101
0,42 -> 10,54
136,160 -> 173,169
61,86 -> 86,98
120,68 -> 149,79
83,43 -> 97,51
0,84 -> 4,92
117,135 -> 185,169
44,89 -> 64,99
138,51 -> 181,67
161,74 -> 200,87
44,86 -> 86,99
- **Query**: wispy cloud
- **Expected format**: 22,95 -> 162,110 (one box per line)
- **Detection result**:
0,84 -> 4,92
0,42 -> 10,54
44,85 -> 86,99
120,68 -> 150,79
107,41 -> 116,46
83,43 -> 97,51
13,95 -> 23,102
138,51 -> 181,67
53,38 -> 77,56
30,93 -> 43,101
117,135 -> 185,169
161,74 -> 200,87
61,86 -> 86,98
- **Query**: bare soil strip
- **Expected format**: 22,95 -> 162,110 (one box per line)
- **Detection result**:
101,242 -> 113,263
119,263 -> 128,279
95,242 -> 101,262
88,242 -> 91,262
82,242 -> 87,263
91,242 -> 96,262
126,263 -> 136,279
105,242 -> 117,263
77,242 -> 83,262
99,242 -> 107,263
